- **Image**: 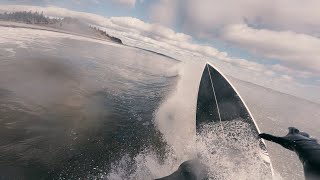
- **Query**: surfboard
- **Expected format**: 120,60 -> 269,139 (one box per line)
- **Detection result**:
196,63 -> 273,179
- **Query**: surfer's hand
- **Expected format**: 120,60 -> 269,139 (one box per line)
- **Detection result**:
258,133 -> 279,142
259,132 -> 294,151
259,127 -> 314,151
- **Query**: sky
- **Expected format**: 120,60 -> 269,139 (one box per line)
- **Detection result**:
0,0 -> 320,103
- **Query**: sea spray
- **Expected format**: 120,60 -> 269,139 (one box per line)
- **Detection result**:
105,60 -> 205,179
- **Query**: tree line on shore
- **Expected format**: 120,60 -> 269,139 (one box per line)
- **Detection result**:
0,11 -> 122,44
0,11 -> 59,24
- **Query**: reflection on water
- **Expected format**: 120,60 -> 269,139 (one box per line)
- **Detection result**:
0,35 -> 179,179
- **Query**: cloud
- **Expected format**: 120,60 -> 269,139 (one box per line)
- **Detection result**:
108,0 -> 136,8
148,0 -> 320,79
109,17 -> 192,42
151,0 -> 320,37
221,24 -> 320,72
271,64 -> 314,79
148,0 -> 178,26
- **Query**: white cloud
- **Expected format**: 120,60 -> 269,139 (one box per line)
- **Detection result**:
149,0 -> 178,26
109,17 -> 192,42
108,0 -> 136,8
151,0 -> 320,37
148,0 -> 320,80
271,64 -> 314,79
221,24 -> 320,72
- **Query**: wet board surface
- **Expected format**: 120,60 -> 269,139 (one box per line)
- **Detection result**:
196,63 -> 273,179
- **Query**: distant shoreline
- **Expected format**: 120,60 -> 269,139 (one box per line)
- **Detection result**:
133,46 -> 179,61
0,21 -> 180,62
0,21 -> 121,44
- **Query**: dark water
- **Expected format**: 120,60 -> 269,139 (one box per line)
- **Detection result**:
0,35 -> 179,179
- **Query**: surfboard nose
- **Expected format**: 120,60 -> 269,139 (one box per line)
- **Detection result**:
196,63 -> 274,178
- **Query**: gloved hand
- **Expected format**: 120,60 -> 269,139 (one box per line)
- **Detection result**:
259,127 -> 320,180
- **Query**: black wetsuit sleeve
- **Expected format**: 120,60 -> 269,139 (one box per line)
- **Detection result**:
259,133 -> 294,151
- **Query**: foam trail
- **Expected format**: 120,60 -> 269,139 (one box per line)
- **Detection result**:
154,60 -> 205,160
105,60 -> 205,179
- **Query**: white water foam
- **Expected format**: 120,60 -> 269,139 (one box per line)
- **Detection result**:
105,119 -> 275,179
197,120 -> 272,180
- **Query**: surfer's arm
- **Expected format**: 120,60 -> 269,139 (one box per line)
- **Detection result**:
259,133 -> 294,151
260,128 -> 320,179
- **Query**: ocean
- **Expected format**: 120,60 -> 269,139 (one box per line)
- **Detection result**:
0,27 -> 319,180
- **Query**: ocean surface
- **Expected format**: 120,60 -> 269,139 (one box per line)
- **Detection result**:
0,27 -> 319,180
